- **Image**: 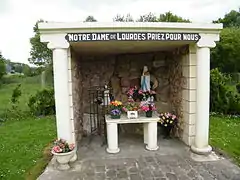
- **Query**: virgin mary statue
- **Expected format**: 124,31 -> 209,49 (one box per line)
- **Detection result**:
141,66 -> 151,92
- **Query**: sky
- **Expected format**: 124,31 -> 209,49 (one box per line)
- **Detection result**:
0,0 -> 239,64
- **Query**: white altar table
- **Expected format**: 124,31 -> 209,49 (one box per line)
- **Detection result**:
105,114 -> 159,154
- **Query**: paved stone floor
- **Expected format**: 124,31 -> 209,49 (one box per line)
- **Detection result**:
38,135 -> 240,180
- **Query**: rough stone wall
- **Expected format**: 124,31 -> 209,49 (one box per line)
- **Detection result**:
71,49 -> 83,142
72,51 -> 183,136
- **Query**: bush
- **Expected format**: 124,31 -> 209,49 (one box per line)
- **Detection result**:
11,84 -> 22,109
236,83 -> 240,93
28,88 -> 55,116
210,68 -> 240,114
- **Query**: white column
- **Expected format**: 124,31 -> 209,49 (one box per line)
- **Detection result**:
191,39 -> 215,155
146,122 -> 159,151
48,40 -> 74,144
106,123 -> 120,153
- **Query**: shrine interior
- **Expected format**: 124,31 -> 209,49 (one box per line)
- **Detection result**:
70,42 -> 189,142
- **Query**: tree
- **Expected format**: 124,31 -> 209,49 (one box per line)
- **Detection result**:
23,64 -> 32,76
0,55 -> 6,80
113,14 -> 134,22
211,27 -> 240,73
136,12 -> 190,22
137,12 -> 158,22
28,20 -> 52,66
84,16 -> 97,22
158,11 -> 190,22
213,10 -> 240,28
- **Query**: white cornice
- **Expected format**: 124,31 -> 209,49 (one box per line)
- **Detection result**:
39,22 -> 223,34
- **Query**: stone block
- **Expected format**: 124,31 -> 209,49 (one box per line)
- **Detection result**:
121,95 -> 128,103
121,78 -> 130,87
121,87 -> 128,94
182,89 -> 196,102
182,100 -> 196,114
155,101 -> 170,112
183,112 -> 196,125
181,133 -> 195,146
183,123 -> 195,136
182,65 -> 197,78
118,71 -> 130,77
130,78 -> 140,88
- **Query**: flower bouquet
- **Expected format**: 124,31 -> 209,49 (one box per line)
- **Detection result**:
52,138 -> 75,153
51,138 -> 76,170
126,86 -> 140,101
109,100 -> 123,119
158,112 -> 178,138
138,89 -> 156,101
139,101 -> 156,117
123,98 -> 139,119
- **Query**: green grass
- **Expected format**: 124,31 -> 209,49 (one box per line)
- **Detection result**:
0,75 -> 56,180
210,116 -> 240,165
0,75 -> 50,115
0,116 -> 56,180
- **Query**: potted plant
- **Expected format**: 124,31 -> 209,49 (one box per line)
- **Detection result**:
51,138 -> 76,170
158,112 -> 178,138
110,109 -> 121,119
122,98 -> 139,119
109,100 -> 123,119
140,101 -> 156,117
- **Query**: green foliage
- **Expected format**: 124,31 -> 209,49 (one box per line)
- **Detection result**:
0,58 -> 6,81
113,14 -> 134,22
211,27 -> 240,73
137,12 -> 158,22
210,68 -> 240,114
44,64 -> 54,86
84,15 -> 97,22
113,12 -> 190,22
28,88 -> 55,116
28,19 -> 52,66
236,83 -> 240,93
23,64 -> 32,76
11,84 -> 22,106
213,10 -> 240,28
158,11 -> 191,22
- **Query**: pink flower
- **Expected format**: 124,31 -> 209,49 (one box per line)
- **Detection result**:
172,115 -> 176,120
122,107 -> 127,112
53,146 -> 62,153
138,90 -> 143,94
69,143 -> 75,151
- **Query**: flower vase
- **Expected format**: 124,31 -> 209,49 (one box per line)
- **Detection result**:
163,126 -> 173,139
52,150 -> 76,170
145,111 -> 153,117
111,114 -> 121,119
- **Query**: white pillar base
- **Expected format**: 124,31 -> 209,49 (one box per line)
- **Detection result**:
106,123 -> 120,154
191,145 -> 212,155
145,122 -> 159,151
146,145 -> 159,151
106,147 -> 120,154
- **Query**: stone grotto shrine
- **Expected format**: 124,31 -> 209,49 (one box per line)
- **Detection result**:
39,22 -> 222,158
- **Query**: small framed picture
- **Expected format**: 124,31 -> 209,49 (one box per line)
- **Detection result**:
127,111 -> 138,119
